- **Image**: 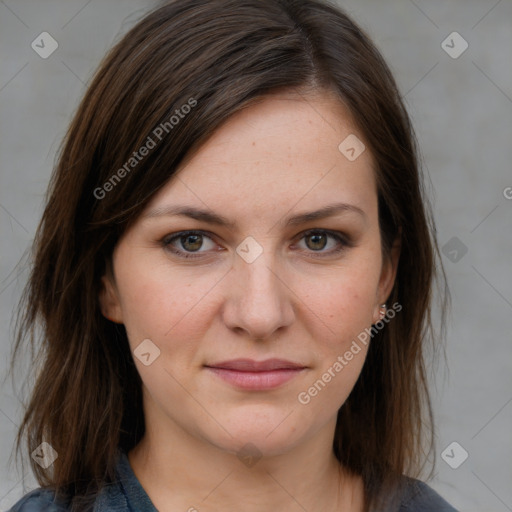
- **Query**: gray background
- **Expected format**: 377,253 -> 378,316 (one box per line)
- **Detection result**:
1,1 -> 511,510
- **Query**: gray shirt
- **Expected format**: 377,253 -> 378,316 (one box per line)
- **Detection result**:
8,450 -> 458,511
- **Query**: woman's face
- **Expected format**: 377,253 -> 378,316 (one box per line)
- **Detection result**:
100,90 -> 399,458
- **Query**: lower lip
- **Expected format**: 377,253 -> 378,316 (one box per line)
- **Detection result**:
205,367 -> 305,390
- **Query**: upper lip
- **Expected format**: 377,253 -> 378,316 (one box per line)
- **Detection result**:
205,358 -> 306,372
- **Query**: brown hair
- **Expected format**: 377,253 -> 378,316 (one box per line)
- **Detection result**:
7,0 -> 449,510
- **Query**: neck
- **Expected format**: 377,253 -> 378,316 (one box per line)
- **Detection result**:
128,410 -> 363,512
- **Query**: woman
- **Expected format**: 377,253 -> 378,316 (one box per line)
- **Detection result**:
7,0 -> 456,510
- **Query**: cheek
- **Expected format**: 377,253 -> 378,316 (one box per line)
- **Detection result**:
297,262 -> 381,341
291,257 -> 380,404
115,264 -> 214,406
114,250 -> 215,346
295,272 -> 375,413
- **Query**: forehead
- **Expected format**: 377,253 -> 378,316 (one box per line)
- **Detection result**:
143,91 -> 378,227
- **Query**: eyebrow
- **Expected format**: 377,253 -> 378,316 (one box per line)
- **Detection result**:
142,202 -> 367,229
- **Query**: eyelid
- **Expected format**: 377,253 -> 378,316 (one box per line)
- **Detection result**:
161,228 -> 352,259
161,230 -> 220,258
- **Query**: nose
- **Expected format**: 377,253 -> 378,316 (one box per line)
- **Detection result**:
221,247 -> 295,341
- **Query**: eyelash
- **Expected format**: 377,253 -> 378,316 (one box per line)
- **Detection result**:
161,229 -> 351,260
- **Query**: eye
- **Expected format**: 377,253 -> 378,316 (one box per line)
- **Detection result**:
161,229 -> 351,260
162,230 -> 219,259
293,229 -> 351,258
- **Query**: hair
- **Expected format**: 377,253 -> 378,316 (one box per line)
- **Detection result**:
6,0 -> 449,510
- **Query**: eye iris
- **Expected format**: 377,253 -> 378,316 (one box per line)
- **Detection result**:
306,233 -> 327,251
181,233 -> 203,252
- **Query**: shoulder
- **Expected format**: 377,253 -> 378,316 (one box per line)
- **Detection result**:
399,477 -> 458,511
7,450 -> 132,512
7,482 -> 127,512
7,488 -> 70,512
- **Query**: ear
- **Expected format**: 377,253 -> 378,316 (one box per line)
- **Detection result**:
99,273 -> 124,324
373,229 -> 401,323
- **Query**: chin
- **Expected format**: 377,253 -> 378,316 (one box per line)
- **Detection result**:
201,409 -> 310,458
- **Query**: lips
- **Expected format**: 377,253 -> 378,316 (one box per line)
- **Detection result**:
204,359 -> 307,390
205,358 -> 306,372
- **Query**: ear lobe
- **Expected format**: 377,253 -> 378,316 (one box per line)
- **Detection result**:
99,274 -> 124,324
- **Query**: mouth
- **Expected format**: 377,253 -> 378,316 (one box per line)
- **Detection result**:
204,358 -> 307,390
